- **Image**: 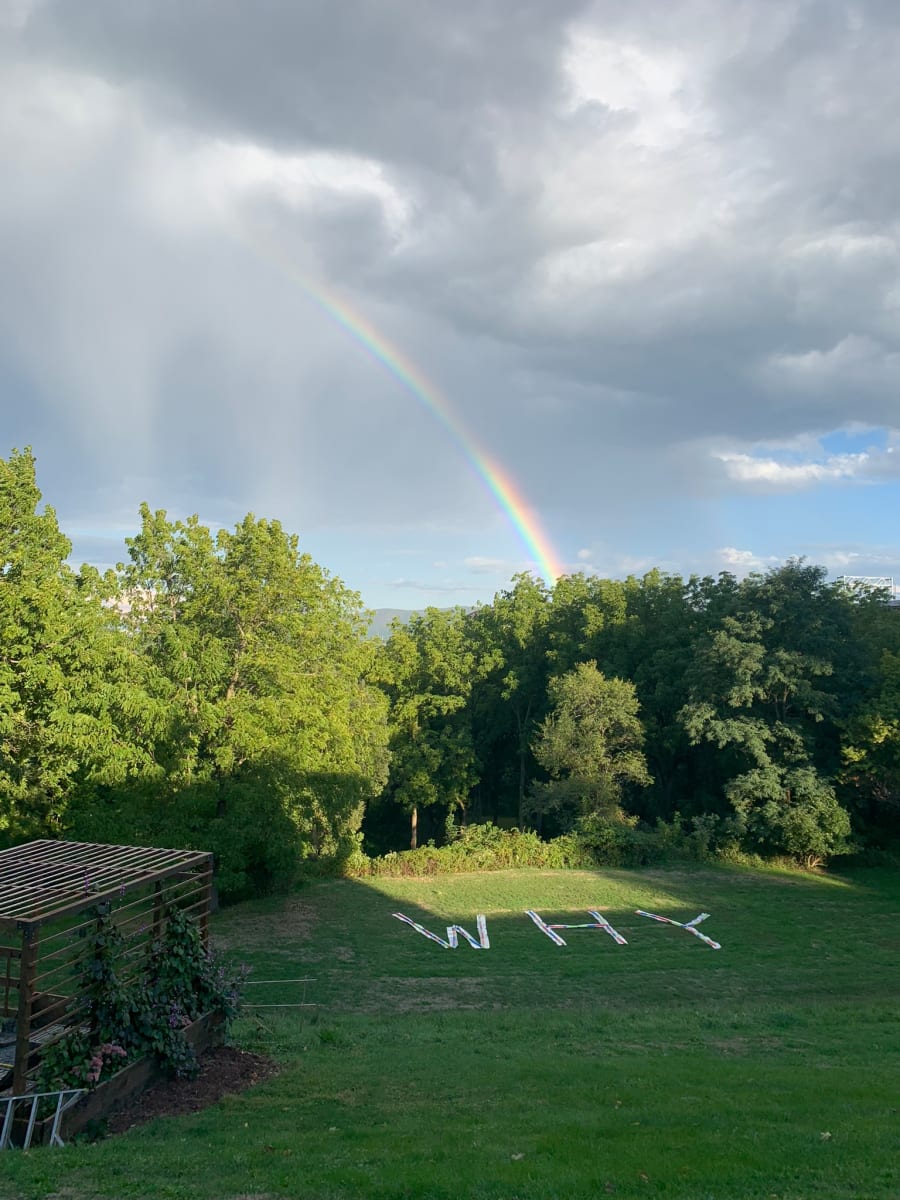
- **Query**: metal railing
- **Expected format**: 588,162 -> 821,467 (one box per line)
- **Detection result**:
0,1089 -> 85,1150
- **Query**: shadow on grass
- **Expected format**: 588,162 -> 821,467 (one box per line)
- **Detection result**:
215,863 -> 900,1021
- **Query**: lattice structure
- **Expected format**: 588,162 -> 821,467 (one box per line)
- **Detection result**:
839,574 -> 894,589
839,575 -> 900,607
0,840 -> 212,1096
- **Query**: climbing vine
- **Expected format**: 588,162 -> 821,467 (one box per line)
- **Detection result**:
38,903 -> 247,1092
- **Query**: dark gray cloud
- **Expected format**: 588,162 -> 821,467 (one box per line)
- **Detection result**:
25,0 -> 586,185
2,0 -> 900,600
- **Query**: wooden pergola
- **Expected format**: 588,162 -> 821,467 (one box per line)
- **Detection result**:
0,840 -> 213,1095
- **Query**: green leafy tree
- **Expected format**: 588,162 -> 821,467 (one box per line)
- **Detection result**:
470,574 -> 551,825
379,607 -> 496,847
679,562 -> 854,863
529,661 -> 651,827
842,647 -> 900,843
568,570 -> 705,821
545,572 -> 628,677
84,505 -> 389,896
0,449 -> 152,841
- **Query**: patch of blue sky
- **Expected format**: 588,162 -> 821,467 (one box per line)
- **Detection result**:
722,480 -> 900,558
65,526 -> 137,540
819,427 -> 888,455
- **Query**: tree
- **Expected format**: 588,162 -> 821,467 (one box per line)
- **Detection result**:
89,505 -> 390,896
679,562 -> 854,863
470,574 -> 551,826
582,570 -> 705,822
529,661 -> 651,827
379,607 -> 496,847
842,648 -> 900,843
545,572 -> 628,678
0,449 -> 150,841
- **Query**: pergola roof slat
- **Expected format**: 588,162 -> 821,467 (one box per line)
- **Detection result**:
0,841 -> 212,928
0,849 -> 184,899
2,849 -> 171,892
0,841 -> 177,881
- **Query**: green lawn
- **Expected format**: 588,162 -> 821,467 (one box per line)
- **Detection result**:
3,864 -> 899,1199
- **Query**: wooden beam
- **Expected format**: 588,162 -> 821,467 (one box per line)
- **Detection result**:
13,929 -> 38,1095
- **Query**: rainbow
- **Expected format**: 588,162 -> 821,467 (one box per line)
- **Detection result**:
235,227 -> 564,586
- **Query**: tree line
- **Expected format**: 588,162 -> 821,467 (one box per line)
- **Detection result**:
2,448 -> 898,896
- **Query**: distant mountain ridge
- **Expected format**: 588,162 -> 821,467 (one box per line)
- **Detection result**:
367,609 -> 418,638
367,607 -> 474,637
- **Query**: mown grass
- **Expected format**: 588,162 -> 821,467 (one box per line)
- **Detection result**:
3,864 -> 899,1199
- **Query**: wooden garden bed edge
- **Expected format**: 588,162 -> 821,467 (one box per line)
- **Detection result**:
14,1010 -> 225,1145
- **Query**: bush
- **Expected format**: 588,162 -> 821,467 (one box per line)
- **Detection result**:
346,810 -> 828,878
571,813 -> 669,867
346,822 -> 594,877
67,763 -> 375,904
727,766 -> 853,865
347,817 -> 709,877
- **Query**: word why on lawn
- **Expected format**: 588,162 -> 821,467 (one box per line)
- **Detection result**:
392,908 -> 722,950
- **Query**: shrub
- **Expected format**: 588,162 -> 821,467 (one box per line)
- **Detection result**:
571,813 -> 666,867
343,808 -> 851,880
346,822 -> 594,877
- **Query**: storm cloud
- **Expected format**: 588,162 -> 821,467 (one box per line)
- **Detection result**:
2,0 -> 898,602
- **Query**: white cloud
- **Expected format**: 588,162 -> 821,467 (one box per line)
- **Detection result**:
614,554 -> 658,576
715,430 -> 900,491
810,547 -> 899,574
3,1 -> 900,605
389,578 -> 483,596
572,551 -> 661,580
562,32 -> 696,148
718,547 -> 781,572
717,451 -> 868,489
713,544 -> 900,593
129,138 -> 400,240
763,335 -> 900,390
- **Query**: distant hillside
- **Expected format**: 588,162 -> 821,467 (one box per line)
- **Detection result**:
367,609 -> 418,638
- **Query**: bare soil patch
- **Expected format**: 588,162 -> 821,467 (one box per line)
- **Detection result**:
105,1046 -> 279,1136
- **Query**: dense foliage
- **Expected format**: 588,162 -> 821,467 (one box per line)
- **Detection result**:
373,568 -> 900,865
2,446 -> 898,892
1,449 -> 389,898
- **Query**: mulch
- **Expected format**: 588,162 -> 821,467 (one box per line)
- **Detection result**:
105,1046 -> 280,1135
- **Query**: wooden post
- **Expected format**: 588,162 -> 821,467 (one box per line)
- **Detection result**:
198,859 -> 213,947
13,925 -> 38,1095
2,947 -> 20,1017
150,882 -> 163,951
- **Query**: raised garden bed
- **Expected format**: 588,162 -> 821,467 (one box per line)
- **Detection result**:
0,839 -> 214,1096
12,1011 -> 225,1146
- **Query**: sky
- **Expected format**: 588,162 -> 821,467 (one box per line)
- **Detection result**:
2,0 -> 899,609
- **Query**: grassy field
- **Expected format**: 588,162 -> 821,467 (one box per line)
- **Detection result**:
3,864 -> 899,1200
